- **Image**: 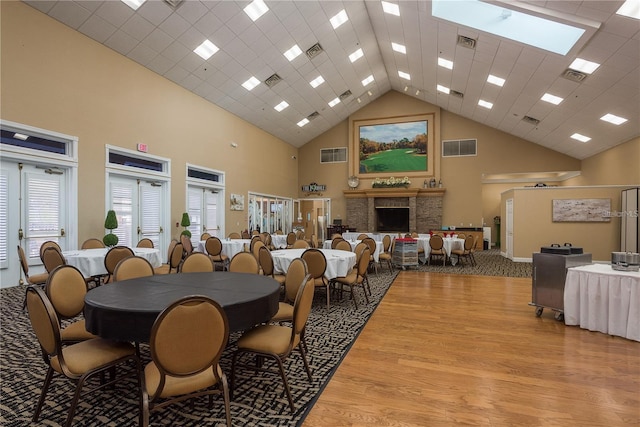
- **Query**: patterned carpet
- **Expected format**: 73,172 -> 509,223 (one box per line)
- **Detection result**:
416,248 -> 532,278
0,268 -> 399,427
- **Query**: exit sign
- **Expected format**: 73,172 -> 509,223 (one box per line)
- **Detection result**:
137,143 -> 148,153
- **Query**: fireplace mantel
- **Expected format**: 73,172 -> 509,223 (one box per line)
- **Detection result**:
343,187 -> 446,198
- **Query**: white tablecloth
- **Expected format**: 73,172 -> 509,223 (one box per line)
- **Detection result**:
270,234 -> 289,249
270,248 -> 356,279
416,237 -> 465,258
197,239 -> 251,258
342,232 -> 397,242
322,239 -> 383,262
564,263 -> 640,342
63,247 -> 162,277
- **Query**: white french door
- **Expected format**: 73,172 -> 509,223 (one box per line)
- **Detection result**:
187,186 -> 223,242
109,177 -> 165,249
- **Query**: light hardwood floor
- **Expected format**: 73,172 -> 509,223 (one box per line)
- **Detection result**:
303,271 -> 640,426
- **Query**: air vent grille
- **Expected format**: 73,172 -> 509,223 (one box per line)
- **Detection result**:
561,68 -> 587,83
450,90 -> 464,98
339,90 -> 352,101
457,35 -> 477,49
307,111 -> 320,120
522,115 -> 540,126
305,43 -> 324,60
264,73 -> 282,88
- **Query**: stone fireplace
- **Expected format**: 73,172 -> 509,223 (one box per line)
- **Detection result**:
344,188 -> 445,233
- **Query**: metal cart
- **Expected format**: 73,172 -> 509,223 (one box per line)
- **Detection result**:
392,238 -> 419,270
530,250 -> 591,321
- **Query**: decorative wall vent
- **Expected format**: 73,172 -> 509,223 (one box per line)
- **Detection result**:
522,115 -> 540,126
450,90 -> 464,98
561,68 -> 587,83
442,139 -> 477,157
305,43 -> 324,60
307,111 -> 320,120
339,90 -> 353,101
264,73 -> 282,88
457,35 -> 477,49
320,147 -> 347,163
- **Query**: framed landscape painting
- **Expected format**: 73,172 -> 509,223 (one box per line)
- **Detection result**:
352,113 -> 434,178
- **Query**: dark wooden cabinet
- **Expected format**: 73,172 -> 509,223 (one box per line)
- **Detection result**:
327,225 -> 352,236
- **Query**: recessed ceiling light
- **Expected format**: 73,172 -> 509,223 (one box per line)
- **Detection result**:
310,76 -> 325,88
297,118 -> 310,127
14,133 -> 29,140
437,84 -> 450,94
330,9 -> 348,29
392,42 -> 406,54
362,75 -> 374,86
438,57 -> 453,69
274,101 -> 289,112
571,133 -> 591,142
487,74 -> 505,87
600,113 -> 628,125
415,89 -> 420,96
478,99 -> 493,109
349,48 -> 364,63
244,0 -> 268,22
569,58 -> 600,74
357,98 -> 362,103
284,45 -> 303,61
328,97 -> 341,107
121,0 -> 145,11
398,71 -> 411,80
616,0 -> 640,19
404,86 -> 409,92
193,39 -> 219,60
367,91 -> 373,96
541,93 -> 563,105
381,1 -> 400,16
242,76 -> 260,91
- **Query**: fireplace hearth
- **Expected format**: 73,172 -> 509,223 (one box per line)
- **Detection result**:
376,207 -> 409,232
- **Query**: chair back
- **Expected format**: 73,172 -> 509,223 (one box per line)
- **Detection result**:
275,230 -> 283,235
354,242 -> 368,259
258,246 -> 275,276
356,247 -> 371,277
334,240 -> 352,251
136,238 -> 154,248
251,239 -> 266,260
429,234 -> 444,251
180,234 -> 193,255
45,265 -> 87,319
200,232 -> 212,241
104,246 -> 135,276
241,230 -> 251,239
357,233 -> 369,240
382,235 -> 391,252
42,246 -> 66,273
228,252 -> 260,274
464,235 -> 475,251
164,239 -> 178,263
286,232 -> 296,246
331,237 -> 346,249
362,237 -> 377,257
292,239 -> 310,249
26,286 -> 62,362
169,243 -> 184,271
149,296 -> 229,387
205,236 -> 223,257
228,232 -> 241,239
39,241 -> 61,262
284,258 -> 308,303
81,238 -> 105,249
301,248 -> 327,281
180,252 -> 214,273
113,255 -> 154,281
456,233 -> 466,240
330,233 -> 342,240
292,276 -> 316,341
17,245 -> 30,276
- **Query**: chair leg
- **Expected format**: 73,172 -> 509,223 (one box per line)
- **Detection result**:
221,374 -> 232,427
273,356 -> 295,413
65,373 -> 90,427
33,367 -> 54,422
297,343 -> 313,382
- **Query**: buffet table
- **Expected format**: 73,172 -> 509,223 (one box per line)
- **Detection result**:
564,264 -> 640,342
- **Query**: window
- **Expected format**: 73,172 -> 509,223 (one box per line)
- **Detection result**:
320,147 -> 347,163
442,139 -> 477,157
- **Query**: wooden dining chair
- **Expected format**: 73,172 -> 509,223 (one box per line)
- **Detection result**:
17,245 -> 49,308
228,252 -> 260,274
330,247 -> 370,308
103,246 -> 135,283
136,238 -> 154,248
39,241 -> 62,263
113,255 -> 155,281
180,252 -> 214,273
258,246 -> 286,286
301,248 -> 330,310
205,236 -> 229,271
428,234 -> 446,266
41,246 -> 67,274
81,238 -> 105,249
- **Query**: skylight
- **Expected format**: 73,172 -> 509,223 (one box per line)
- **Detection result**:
242,76 -> 260,91
382,1 -> 400,16
391,43 -> 406,54
541,93 -> 563,105
617,0 -> 640,19
284,45 -> 302,61
361,75 -> 374,86
432,0 -> 589,55
310,76 -> 325,88
600,114 -> 628,125
121,0 -> 145,11
330,10 -> 349,29
569,58 -> 600,74
398,71 -> 410,80
349,48 -> 364,63
487,74 -> 505,87
328,97 -> 341,107
244,0 -> 268,22
571,133 -> 591,142
274,101 -> 289,112
194,40 -> 219,60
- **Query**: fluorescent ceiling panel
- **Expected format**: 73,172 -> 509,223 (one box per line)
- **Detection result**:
569,58 -> 600,74
600,114 -> 627,125
242,76 -> 260,91
487,74 -> 505,87
330,10 -> 349,29
310,76 -> 325,88
382,1 -> 400,16
244,0 -> 268,22
398,71 -> 410,80
361,75 -> 374,86
121,0 -> 145,11
432,0 -> 596,55
478,99 -> 493,109
194,40 -> 219,60
617,0 -> 640,19
328,97 -> 341,107
437,84 -> 450,94
541,93 -> 563,105
349,48 -> 364,62
391,43 -> 406,54
284,45 -> 302,61
297,118 -> 309,127
274,101 -> 289,112
571,133 -> 591,142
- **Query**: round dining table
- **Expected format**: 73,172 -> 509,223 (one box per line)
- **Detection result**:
84,272 -> 280,343
63,247 -> 162,277
270,248 -> 356,280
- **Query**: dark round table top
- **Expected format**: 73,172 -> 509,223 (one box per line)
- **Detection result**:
84,272 -> 280,343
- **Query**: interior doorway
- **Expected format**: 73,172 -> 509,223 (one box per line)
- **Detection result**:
298,198 -> 331,243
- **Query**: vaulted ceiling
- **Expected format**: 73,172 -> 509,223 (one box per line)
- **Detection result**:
24,0 -> 639,159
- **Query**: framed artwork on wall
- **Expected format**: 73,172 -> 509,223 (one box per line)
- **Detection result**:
552,198 -> 611,222
351,113 -> 435,179
230,193 -> 244,211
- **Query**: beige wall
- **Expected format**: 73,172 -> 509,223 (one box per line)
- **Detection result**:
1,2 -> 298,243
502,186 -> 628,262
565,137 -> 640,186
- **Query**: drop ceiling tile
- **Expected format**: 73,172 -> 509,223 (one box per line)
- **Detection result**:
127,42 -> 159,66
121,14 -> 155,41
147,53 -> 175,75
136,0 -> 172,26
104,29 -> 138,56
193,12 -> 223,38
95,1 -> 133,28
48,1 -> 92,29
78,14 -> 117,43
158,10 -> 190,39
175,0 -> 209,25
161,40 -> 190,63
142,27 -> 174,52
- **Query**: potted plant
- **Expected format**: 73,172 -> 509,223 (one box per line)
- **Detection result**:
180,212 -> 192,238
103,209 -> 119,246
